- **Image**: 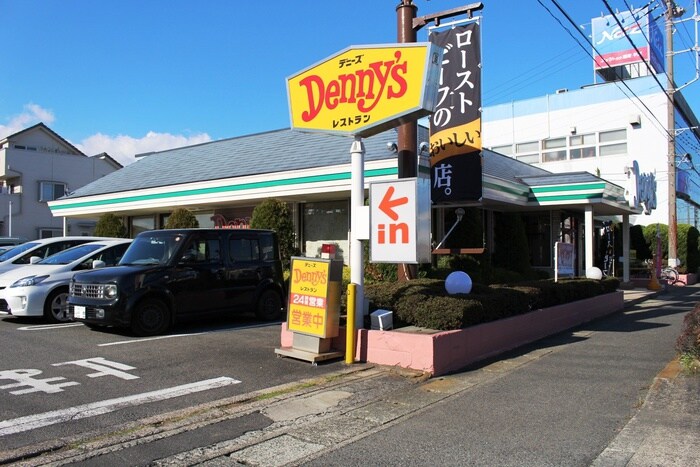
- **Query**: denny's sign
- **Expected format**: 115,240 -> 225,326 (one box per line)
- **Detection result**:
287,43 -> 442,138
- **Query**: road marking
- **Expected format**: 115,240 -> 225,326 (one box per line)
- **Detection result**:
0,376 -> 241,436
98,322 -> 282,347
17,323 -> 84,331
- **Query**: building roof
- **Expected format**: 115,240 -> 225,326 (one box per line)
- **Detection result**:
65,127 -> 550,199
1,122 -> 85,156
50,125 -> 638,218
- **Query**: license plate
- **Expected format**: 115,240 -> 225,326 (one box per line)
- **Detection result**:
74,305 -> 86,319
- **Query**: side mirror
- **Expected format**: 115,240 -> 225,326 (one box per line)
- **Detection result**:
92,260 -> 107,269
29,256 -> 42,264
180,252 -> 197,264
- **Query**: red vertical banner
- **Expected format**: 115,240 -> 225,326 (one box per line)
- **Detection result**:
429,21 -> 482,204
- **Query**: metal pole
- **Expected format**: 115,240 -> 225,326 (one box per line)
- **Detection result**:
667,0 -> 678,267
345,283 -> 356,364
8,200 -> 11,237
350,136 -> 365,329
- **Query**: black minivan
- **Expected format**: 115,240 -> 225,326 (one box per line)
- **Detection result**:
68,229 -> 285,336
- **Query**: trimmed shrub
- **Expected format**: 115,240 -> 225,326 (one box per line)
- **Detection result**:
677,224 -> 700,274
94,213 -> 128,238
630,224 -> 651,260
165,208 -> 199,229
643,224 -> 668,261
250,199 -> 296,267
364,277 -> 617,331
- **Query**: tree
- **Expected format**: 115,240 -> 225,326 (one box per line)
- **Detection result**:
94,213 -> 127,238
165,208 -> 199,229
250,198 -> 296,266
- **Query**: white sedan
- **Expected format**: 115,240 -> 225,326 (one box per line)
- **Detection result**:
0,239 -> 132,323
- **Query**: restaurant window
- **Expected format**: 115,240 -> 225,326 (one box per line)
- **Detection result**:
523,213 -> 551,267
131,216 -> 155,237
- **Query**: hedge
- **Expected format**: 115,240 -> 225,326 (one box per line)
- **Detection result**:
364,277 -> 620,331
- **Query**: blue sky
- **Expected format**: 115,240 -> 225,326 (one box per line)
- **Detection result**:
2,0 -> 699,165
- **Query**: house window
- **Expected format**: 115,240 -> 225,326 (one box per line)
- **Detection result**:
39,228 -> 63,239
39,182 -> 67,202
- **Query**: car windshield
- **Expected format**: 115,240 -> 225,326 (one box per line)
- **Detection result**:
0,242 -> 40,262
37,243 -> 104,265
119,233 -> 185,266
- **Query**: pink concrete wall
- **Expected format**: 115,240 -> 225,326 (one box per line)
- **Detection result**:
279,291 -> 624,376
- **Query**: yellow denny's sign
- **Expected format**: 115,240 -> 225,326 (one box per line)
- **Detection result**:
287,257 -> 340,338
287,43 -> 442,138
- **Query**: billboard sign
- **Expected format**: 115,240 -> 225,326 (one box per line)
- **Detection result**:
592,8 -> 664,73
428,21 -> 483,204
287,43 -> 442,138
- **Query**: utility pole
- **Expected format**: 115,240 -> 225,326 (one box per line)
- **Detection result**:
667,0 -> 677,267
396,0 -> 419,281
666,0 -> 685,267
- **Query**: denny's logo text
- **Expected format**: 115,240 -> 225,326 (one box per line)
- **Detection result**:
287,43 -> 442,138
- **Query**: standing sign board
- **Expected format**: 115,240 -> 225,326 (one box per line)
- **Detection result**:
287,43 -> 442,138
370,178 -> 431,263
554,242 -> 575,282
286,257 -> 341,339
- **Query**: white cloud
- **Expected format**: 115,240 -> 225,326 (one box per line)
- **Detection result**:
77,131 -> 212,166
1,103 -> 211,166
0,103 -> 55,139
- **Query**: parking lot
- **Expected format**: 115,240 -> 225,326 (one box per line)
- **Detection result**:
0,314 -> 345,453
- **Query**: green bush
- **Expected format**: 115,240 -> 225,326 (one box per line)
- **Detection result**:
165,207 -> 199,229
677,224 -> 700,274
643,224 -> 668,261
250,199 -> 297,267
364,277 -> 618,331
94,213 -> 128,238
630,224 -> 652,260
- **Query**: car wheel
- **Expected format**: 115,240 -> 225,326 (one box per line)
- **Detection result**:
131,299 -> 171,337
44,288 -> 71,323
256,289 -> 282,321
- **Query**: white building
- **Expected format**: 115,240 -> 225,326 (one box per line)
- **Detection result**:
0,123 -> 122,239
482,73 -> 699,229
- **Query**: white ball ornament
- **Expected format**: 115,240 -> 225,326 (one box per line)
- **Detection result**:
585,267 -> 603,280
445,271 -> 472,295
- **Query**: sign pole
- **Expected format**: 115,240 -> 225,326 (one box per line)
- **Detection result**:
350,136 -> 365,329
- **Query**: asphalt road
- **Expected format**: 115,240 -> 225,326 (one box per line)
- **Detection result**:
304,288 -> 697,466
0,312 -> 345,453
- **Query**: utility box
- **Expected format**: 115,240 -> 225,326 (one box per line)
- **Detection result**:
370,309 -> 393,331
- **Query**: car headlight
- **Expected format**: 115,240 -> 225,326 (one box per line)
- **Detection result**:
11,275 -> 49,288
104,284 -> 118,299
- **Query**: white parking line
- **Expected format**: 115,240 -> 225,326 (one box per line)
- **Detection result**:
0,376 -> 241,436
17,323 -> 84,331
98,322 -> 282,347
